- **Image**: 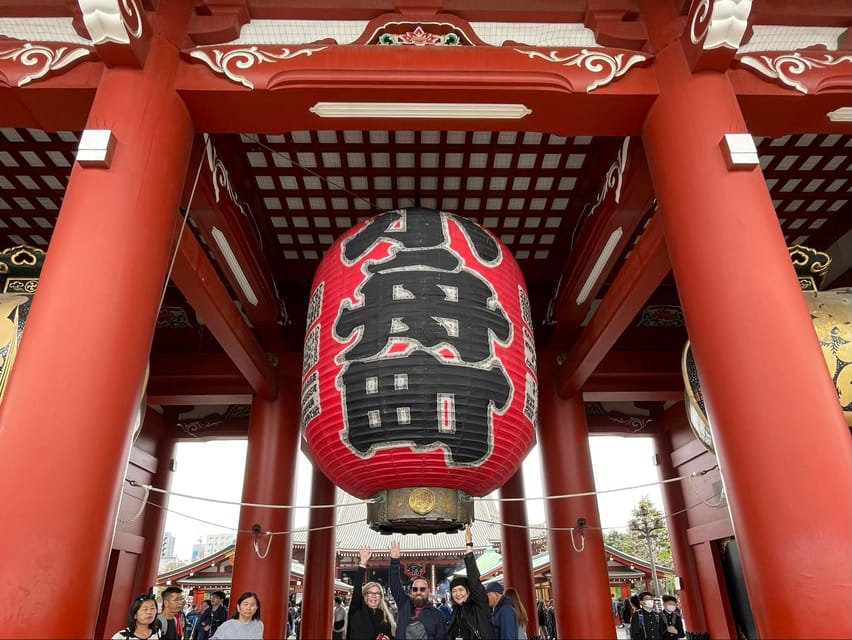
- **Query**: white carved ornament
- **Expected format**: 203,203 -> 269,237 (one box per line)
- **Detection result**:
190,46 -> 328,90
79,0 -> 144,45
690,0 -> 753,50
203,134 -> 247,216
588,137 -> 631,218
739,52 -> 852,94
514,48 -> 649,92
0,43 -> 92,86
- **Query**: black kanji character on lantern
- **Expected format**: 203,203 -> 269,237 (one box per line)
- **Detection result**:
342,207 -> 500,265
335,248 -> 510,362
341,351 -> 510,465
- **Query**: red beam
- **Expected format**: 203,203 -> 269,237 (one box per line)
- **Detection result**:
547,137 -> 656,349
147,353 -> 253,405
186,136 -> 282,329
170,222 -> 278,399
557,213 -> 671,398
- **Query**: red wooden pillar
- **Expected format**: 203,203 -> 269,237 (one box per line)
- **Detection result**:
299,467 -> 337,640
0,37 -> 192,638
134,430 -> 178,595
231,374 -> 300,640
651,431 -> 707,631
499,467 -> 537,639
538,354 -> 615,639
134,407 -> 178,596
642,40 -> 852,639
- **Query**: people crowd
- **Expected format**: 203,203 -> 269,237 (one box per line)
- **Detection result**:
115,524 -> 685,640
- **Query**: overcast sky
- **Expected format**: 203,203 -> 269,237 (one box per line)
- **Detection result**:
160,436 -> 664,560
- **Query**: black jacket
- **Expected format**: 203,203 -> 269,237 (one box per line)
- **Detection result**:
446,553 -> 495,640
389,559 -> 446,640
660,610 -> 685,640
347,566 -> 395,640
630,609 -> 663,640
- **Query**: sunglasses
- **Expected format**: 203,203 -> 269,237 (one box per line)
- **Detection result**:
411,587 -> 428,593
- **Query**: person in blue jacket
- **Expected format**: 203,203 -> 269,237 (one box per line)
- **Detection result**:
485,583 -> 518,640
389,540 -> 446,640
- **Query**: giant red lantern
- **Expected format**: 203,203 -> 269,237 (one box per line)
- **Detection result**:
301,208 -> 537,532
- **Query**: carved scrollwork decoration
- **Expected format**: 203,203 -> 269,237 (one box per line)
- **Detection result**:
178,419 -> 223,437
80,0 -> 144,45
690,0 -> 753,50
588,137 -> 631,219
189,46 -> 328,90
738,52 -> 852,94
515,48 -> 650,92
0,43 -> 92,87
204,134 -> 248,216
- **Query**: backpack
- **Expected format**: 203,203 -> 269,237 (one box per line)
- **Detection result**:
406,617 -> 428,640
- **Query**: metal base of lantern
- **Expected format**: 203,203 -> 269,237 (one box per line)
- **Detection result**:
366,487 -> 473,534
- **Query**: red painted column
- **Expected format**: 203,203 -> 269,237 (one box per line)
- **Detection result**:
642,40 -> 852,638
499,467 -> 538,639
651,431 -> 707,632
0,37 -> 192,638
299,467 -> 337,640
135,431 -> 177,595
539,354 -> 615,639
231,374 -> 300,639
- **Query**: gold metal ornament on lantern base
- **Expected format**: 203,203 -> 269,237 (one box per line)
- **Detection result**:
682,245 -> 852,454
366,487 -> 474,534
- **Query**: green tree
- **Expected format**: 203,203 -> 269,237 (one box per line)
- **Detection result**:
604,496 -> 674,593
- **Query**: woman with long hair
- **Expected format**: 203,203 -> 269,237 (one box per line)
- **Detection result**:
503,588 -> 528,640
347,546 -> 396,640
211,592 -> 263,639
112,593 -> 162,639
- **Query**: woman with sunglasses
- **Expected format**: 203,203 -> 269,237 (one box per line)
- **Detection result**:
347,546 -> 396,640
112,594 -> 162,639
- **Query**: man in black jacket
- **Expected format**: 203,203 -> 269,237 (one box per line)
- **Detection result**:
390,541 -> 446,640
660,596 -> 685,640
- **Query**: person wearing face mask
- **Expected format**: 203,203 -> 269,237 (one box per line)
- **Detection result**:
630,592 -> 662,640
659,596 -> 684,640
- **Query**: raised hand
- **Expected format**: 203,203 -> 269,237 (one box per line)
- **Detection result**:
389,540 -> 401,559
464,523 -> 473,545
359,546 -> 372,565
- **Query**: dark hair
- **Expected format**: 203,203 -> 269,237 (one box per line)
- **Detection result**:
212,590 -> 226,600
162,586 -> 183,602
662,595 -> 677,604
638,591 -> 654,600
232,592 -> 262,621
630,595 -> 641,608
125,594 -> 159,633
